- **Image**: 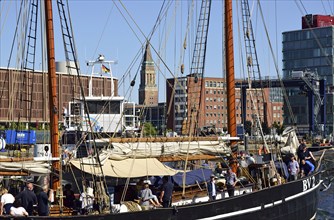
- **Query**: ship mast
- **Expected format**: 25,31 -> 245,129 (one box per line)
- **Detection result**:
44,0 -> 60,190
225,0 -> 238,171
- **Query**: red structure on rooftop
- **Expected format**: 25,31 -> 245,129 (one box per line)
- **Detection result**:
302,14 -> 334,29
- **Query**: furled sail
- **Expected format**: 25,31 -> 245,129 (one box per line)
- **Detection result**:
70,156 -> 179,178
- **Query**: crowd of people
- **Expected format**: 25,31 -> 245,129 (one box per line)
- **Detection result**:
0,182 -> 53,217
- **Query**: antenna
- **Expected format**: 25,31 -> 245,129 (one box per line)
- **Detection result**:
86,54 -> 117,97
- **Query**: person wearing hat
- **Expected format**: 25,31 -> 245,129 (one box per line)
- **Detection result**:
207,175 -> 218,201
138,181 -> 161,207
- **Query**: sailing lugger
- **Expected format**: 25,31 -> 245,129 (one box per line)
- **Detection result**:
0,0 -> 331,219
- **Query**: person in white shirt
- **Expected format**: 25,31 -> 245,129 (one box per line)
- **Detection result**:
10,206 -> 28,216
79,187 -> 94,214
9,200 -> 28,217
0,188 -> 15,215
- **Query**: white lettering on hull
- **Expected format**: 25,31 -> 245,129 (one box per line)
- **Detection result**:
303,176 -> 316,191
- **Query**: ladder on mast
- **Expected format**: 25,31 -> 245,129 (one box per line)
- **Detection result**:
20,0 -> 39,124
190,0 -> 212,80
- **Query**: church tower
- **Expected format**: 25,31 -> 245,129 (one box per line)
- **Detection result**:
139,42 -> 158,106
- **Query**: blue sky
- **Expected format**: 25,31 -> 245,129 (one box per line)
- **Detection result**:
0,0 -> 331,103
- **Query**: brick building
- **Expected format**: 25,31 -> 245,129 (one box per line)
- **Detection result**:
0,67 -> 118,126
166,76 -> 283,135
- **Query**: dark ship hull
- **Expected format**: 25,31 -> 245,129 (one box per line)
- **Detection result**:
15,171 -> 321,220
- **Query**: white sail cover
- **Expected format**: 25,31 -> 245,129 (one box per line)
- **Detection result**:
280,127 -> 300,155
91,139 -> 231,159
0,161 -> 51,174
70,157 -> 179,178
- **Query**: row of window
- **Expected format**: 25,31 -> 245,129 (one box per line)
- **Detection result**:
206,105 -> 227,110
206,113 -> 226,117
283,57 -> 330,69
205,120 -> 226,124
283,37 -> 332,50
205,90 -> 226,95
85,101 -> 121,114
206,97 -> 226,102
205,81 -> 226,88
283,27 -> 332,42
283,47 -> 332,60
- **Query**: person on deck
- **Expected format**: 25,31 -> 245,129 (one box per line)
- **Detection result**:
225,169 -> 238,197
139,181 -> 161,207
10,200 -> 28,217
207,175 -> 218,201
0,188 -> 15,215
37,185 -> 53,216
215,163 -> 223,175
63,184 -> 75,208
15,182 -> 37,216
299,145 -> 316,165
300,159 -> 315,177
288,155 -> 299,181
160,176 -> 174,208
79,187 -> 94,214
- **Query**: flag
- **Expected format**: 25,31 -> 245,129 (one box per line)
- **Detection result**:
101,64 -> 110,73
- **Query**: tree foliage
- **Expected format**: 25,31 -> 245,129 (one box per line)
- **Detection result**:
143,122 -> 157,137
272,121 -> 284,135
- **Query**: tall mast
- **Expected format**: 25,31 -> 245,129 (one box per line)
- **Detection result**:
225,0 -> 238,170
45,0 -> 60,190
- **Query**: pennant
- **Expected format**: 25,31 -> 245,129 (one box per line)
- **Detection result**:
102,64 -> 110,73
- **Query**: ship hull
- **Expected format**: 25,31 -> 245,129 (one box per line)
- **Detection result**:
14,172 -> 321,220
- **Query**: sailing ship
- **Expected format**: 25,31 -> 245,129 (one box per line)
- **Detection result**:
0,0 -> 330,220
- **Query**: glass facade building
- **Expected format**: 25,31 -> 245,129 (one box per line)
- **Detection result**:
282,26 -> 334,135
